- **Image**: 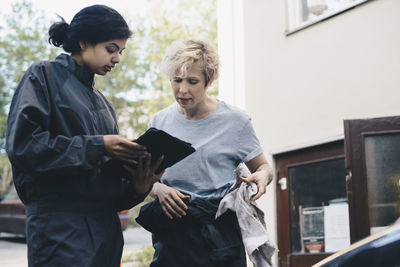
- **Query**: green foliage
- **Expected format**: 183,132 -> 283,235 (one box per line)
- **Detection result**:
95,0 -> 218,137
134,245 -> 155,267
0,0 -> 217,185
0,0 -> 217,141
0,0 -> 57,153
0,77 -> 7,152
0,155 -> 12,195
122,245 -> 155,266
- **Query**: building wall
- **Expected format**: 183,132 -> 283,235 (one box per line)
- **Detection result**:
218,0 -> 400,265
241,0 -> 400,153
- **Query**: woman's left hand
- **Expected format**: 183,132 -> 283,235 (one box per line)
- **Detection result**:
241,169 -> 270,201
245,154 -> 273,201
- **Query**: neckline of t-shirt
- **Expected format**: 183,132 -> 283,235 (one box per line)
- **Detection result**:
173,100 -> 224,125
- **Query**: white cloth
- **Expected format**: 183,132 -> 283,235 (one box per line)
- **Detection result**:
216,164 -> 277,267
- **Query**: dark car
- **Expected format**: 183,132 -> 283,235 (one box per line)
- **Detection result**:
0,185 -> 130,236
312,219 -> 400,267
0,185 -> 25,235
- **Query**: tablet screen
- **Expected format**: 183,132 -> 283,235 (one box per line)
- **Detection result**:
136,128 -> 196,173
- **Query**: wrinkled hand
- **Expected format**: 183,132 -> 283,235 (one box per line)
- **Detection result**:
151,183 -> 190,219
123,154 -> 164,194
103,135 -> 147,164
241,169 -> 270,201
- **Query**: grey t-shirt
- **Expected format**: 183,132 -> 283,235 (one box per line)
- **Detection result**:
149,101 -> 263,199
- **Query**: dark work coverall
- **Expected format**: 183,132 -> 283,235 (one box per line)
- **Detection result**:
6,54 -> 147,267
136,198 -> 247,267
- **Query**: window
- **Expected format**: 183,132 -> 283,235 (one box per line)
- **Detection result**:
344,116 -> 400,242
274,116 -> 400,267
274,139 -> 347,267
364,134 -> 400,234
286,0 -> 370,35
289,158 -> 348,254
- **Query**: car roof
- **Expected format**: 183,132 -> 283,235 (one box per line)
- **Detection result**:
312,220 -> 400,266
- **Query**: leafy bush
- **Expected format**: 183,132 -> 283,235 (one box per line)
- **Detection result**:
122,245 -> 155,267
0,155 -> 12,196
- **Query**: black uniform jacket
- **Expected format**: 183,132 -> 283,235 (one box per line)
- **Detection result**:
6,54 -> 145,266
6,53 -> 144,213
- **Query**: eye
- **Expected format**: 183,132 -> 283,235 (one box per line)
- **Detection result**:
188,79 -> 198,85
106,48 -> 116,54
106,46 -> 118,54
173,77 -> 182,83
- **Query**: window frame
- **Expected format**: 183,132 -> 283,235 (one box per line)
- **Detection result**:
344,116 -> 400,242
285,0 -> 372,35
274,139 -> 345,267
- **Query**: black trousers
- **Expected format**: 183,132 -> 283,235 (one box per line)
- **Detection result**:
26,211 -> 123,267
137,198 -> 247,267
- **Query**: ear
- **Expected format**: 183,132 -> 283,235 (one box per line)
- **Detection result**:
79,42 -> 87,51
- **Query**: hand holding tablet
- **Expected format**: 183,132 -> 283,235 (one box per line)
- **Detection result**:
136,128 -> 196,174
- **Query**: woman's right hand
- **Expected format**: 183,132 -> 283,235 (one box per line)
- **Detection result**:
103,135 -> 147,164
123,154 -> 164,194
151,183 -> 190,219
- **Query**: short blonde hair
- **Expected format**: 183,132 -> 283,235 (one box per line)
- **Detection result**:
160,39 -> 219,87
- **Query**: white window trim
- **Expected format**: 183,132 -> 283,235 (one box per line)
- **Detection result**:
285,0 -> 372,35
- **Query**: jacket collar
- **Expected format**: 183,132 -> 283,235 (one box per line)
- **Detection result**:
55,53 -> 95,87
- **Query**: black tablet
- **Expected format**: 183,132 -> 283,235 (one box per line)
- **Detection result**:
136,128 -> 196,174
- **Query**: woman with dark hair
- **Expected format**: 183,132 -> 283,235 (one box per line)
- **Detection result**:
6,5 -> 162,267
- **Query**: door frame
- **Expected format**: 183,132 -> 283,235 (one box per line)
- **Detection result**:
274,139 -> 344,267
344,115 -> 400,242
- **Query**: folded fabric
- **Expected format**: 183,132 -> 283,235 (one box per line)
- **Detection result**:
216,164 -> 278,267
136,197 -> 246,266
136,127 -> 196,173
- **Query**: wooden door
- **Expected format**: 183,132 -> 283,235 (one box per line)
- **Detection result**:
344,116 -> 400,242
275,140 -> 347,267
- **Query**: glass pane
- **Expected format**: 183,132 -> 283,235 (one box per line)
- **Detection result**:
286,0 -> 369,32
364,133 -> 400,234
289,158 -> 348,253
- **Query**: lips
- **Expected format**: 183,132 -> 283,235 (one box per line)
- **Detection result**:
177,97 -> 192,105
104,65 -> 113,72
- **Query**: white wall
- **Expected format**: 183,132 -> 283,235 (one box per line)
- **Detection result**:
241,0 -> 400,153
218,0 -> 400,265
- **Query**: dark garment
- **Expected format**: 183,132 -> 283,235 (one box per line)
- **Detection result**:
136,198 -> 247,267
6,54 -> 146,266
27,211 -> 123,267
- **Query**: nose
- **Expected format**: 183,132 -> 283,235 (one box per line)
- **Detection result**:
179,83 -> 189,94
112,53 -> 120,64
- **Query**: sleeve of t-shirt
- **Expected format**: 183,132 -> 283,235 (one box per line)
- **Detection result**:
236,118 -> 264,163
148,116 -> 155,129
148,112 -> 160,129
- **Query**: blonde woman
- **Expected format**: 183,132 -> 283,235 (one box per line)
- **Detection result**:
137,40 -> 273,266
